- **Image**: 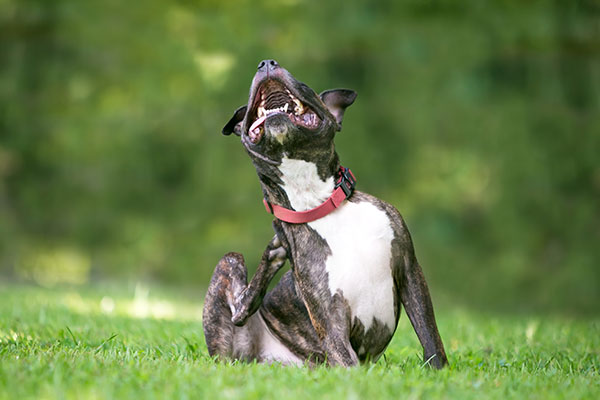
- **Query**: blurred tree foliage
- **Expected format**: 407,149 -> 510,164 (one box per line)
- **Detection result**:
1,0 -> 598,313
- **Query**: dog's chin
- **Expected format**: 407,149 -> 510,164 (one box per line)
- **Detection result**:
263,113 -> 295,142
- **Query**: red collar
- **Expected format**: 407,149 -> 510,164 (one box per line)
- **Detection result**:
263,167 -> 356,224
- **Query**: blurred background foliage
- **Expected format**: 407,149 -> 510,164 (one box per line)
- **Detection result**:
0,0 -> 598,314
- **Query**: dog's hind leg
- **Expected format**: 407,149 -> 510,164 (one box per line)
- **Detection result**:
231,235 -> 287,326
202,236 -> 288,362
202,252 -> 254,360
203,251 -> 312,365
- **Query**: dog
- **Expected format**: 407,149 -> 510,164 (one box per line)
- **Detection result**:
202,59 -> 448,368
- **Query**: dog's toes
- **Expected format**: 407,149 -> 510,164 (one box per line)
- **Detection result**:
268,247 -> 286,262
231,292 -> 251,326
231,307 -> 249,326
271,235 -> 281,248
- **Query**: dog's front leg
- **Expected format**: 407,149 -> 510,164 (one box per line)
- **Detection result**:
400,254 -> 449,369
320,295 -> 360,367
296,281 -> 359,367
230,234 -> 287,326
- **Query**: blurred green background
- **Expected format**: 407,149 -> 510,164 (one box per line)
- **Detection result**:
1,0 -> 598,314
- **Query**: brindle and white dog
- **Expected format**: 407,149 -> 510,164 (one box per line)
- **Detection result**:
202,59 -> 448,368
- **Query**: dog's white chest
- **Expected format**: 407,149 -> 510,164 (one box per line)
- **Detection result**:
309,202 -> 396,331
279,157 -> 396,332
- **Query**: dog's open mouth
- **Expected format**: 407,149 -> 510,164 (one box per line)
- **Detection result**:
248,80 -> 321,144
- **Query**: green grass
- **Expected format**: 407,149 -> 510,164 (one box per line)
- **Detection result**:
0,283 -> 598,399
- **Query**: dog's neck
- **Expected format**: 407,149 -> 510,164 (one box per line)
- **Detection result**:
277,158 -> 335,212
256,156 -> 339,212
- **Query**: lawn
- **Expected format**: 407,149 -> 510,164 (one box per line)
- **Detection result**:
0,283 -> 598,399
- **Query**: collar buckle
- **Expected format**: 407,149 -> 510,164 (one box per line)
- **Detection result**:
335,167 -> 356,198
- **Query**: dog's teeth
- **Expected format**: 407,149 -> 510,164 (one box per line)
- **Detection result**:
293,98 -> 304,115
262,103 -> 293,117
265,106 -> 285,116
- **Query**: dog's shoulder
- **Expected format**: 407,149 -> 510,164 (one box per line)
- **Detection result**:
348,190 -> 413,244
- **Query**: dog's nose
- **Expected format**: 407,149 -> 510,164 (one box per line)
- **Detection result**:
257,59 -> 279,73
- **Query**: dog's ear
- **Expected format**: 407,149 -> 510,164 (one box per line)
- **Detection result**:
222,105 -> 247,136
319,89 -> 357,130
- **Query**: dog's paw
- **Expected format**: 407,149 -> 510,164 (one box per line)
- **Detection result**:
268,247 -> 286,267
230,288 -> 252,326
231,303 -> 250,326
267,236 -> 287,268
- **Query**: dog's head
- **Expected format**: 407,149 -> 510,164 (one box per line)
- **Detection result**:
222,60 -> 356,174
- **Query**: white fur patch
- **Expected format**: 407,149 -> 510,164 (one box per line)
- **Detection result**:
256,313 -> 303,365
278,158 -> 334,211
309,202 -> 396,331
232,312 -> 302,365
278,158 -> 396,332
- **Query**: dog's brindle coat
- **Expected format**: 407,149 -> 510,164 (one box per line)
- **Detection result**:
203,60 -> 448,368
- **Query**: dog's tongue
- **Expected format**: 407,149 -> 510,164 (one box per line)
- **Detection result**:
249,115 -> 267,133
